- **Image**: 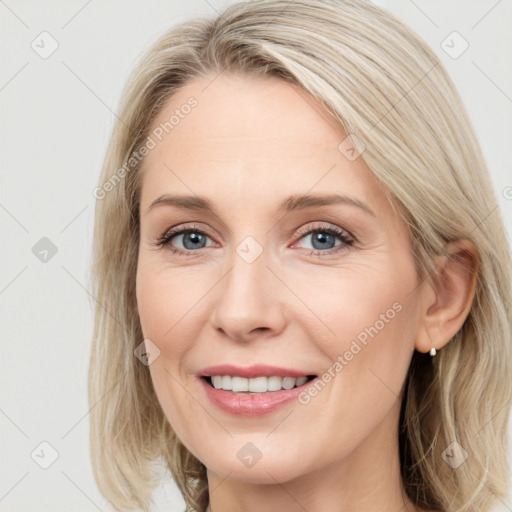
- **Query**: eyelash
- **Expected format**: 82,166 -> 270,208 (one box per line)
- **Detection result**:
153,222 -> 355,257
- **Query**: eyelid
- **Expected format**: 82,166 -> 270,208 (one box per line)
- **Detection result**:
164,222 -> 213,236
293,222 -> 355,242
154,221 -> 357,256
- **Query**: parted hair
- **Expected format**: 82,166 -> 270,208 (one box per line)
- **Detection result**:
89,1 -> 512,511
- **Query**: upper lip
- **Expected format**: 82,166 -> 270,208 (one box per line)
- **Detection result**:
198,364 -> 316,379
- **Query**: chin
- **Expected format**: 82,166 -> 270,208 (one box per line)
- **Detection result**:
205,457 -> 308,485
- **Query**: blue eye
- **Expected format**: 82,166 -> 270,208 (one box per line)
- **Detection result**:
154,223 -> 354,257
171,231 -> 209,250
294,225 -> 354,255
155,226 -> 214,256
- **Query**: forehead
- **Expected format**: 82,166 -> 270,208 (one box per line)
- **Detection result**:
140,72 -> 391,218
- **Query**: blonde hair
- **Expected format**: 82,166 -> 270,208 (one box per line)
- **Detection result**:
89,1 -> 512,511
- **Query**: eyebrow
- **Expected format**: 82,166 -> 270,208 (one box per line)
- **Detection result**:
146,193 -> 376,217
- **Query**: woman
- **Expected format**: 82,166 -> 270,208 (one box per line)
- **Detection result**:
89,1 -> 512,511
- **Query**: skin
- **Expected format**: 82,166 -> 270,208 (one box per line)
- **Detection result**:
135,72 -> 478,512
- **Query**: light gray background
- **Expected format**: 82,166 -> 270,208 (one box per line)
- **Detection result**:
1,1 -> 511,511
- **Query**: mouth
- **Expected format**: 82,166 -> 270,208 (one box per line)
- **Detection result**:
202,374 -> 317,393
197,364 -> 319,416
196,364 -> 318,417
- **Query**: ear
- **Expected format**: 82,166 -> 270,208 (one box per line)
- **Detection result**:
415,239 -> 479,354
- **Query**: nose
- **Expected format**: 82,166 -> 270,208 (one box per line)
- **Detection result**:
210,241 -> 287,343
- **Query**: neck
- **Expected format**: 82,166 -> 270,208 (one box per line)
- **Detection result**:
205,399 -> 420,512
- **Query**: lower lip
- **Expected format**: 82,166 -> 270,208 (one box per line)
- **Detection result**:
200,377 -> 310,417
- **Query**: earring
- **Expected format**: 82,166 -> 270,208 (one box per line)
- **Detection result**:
429,347 -> 437,357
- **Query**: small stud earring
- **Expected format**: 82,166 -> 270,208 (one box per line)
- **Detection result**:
429,347 -> 437,357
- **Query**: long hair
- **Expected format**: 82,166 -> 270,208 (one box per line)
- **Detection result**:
88,1 -> 512,510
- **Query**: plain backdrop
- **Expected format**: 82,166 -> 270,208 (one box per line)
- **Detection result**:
1,1 -> 511,511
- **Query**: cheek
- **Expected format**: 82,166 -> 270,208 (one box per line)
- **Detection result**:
135,260 -> 218,439
136,262 -> 208,447
288,283 -> 417,469
291,252 -> 419,418
285,253 -> 418,361
136,261 -> 208,357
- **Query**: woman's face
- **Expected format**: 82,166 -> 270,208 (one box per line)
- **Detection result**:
136,72 -> 425,483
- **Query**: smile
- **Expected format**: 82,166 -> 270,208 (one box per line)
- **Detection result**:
198,364 -> 318,416
206,375 -> 315,393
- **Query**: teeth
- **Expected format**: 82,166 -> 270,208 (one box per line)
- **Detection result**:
232,377 -> 249,392
282,377 -> 296,389
208,375 -> 312,393
221,375 -> 232,390
296,376 -> 308,387
212,375 -> 223,389
248,376 -> 267,392
267,376 -> 282,391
